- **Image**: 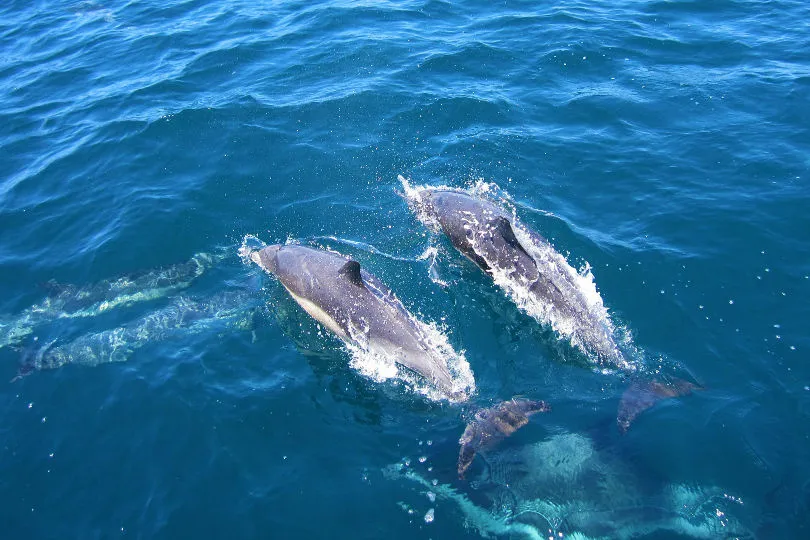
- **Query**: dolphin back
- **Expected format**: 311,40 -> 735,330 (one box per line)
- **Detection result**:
250,244 -> 473,402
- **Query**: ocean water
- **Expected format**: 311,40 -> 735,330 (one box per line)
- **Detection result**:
1,0 -> 809,537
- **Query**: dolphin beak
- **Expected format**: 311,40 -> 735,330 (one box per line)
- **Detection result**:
251,244 -> 282,274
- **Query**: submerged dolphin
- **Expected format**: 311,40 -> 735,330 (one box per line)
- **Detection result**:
248,244 -> 473,402
0,249 -> 225,350
458,397 -> 550,479
403,182 -> 698,430
11,290 -> 258,381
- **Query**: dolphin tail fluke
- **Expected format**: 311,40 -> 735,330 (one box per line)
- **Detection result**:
617,377 -> 702,434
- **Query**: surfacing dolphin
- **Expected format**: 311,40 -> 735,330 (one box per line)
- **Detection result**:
247,243 -> 474,402
401,178 -> 699,431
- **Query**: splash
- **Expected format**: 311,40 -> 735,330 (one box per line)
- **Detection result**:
399,174 -> 456,232
344,309 -> 475,403
238,234 -> 267,264
491,222 -> 630,370
416,246 -> 450,288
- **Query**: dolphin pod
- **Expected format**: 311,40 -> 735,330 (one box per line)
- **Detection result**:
238,180 -> 700,478
11,178 -> 700,483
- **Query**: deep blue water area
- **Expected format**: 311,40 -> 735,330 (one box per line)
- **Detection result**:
2,0 -> 809,538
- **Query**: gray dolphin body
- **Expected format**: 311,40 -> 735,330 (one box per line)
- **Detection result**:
250,244 -> 472,402
413,188 -> 627,368
407,187 -> 698,431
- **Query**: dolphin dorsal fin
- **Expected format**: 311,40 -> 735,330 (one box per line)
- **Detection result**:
494,216 -> 531,257
338,260 -> 365,288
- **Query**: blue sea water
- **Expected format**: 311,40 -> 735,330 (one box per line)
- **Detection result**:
1,0 -> 809,537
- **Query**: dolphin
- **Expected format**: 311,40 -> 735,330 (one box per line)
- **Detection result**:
403,182 -> 698,431
0,249 -> 225,351
458,397 -> 551,479
248,244 -> 473,402
408,186 -> 627,368
11,290 -> 258,381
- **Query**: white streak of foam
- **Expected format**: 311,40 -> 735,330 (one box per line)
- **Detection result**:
417,246 -> 450,288
382,463 -> 544,540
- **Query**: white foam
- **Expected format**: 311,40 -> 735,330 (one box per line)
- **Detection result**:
344,313 -> 475,403
238,234 -> 267,263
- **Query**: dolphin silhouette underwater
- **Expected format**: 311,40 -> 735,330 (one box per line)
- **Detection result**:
401,179 -> 699,433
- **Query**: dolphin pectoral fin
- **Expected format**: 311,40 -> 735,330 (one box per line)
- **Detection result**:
458,424 -> 479,479
10,365 -> 32,383
617,377 -> 702,434
493,216 -> 532,258
338,260 -> 366,288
